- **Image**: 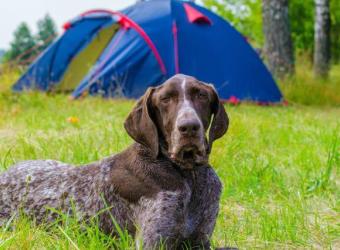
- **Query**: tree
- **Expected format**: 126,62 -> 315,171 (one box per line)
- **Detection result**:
283,0 -> 340,63
262,0 -> 295,79
314,0 -> 331,78
203,0 -> 340,64
36,14 -> 58,51
5,22 -> 36,63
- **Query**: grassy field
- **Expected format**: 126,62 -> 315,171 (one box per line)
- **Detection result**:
0,67 -> 339,249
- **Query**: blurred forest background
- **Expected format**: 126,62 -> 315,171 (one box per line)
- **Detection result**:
0,14 -> 57,65
205,0 -> 340,61
203,0 -> 340,79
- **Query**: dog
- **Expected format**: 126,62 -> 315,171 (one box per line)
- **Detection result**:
0,74 -> 229,249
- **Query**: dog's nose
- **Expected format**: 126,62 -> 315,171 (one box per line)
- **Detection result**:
178,119 -> 200,136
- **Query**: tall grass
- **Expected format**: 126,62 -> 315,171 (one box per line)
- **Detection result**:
0,65 -> 21,93
278,58 -> 340,106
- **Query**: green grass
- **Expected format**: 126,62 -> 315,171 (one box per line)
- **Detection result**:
0,66 -> 339,249
278,58 -> 340,106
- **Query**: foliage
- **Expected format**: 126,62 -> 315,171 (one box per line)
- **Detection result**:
3,15 -> 58,65
36,14 -> 58,52
289,0 -> 340,61
330,0 -> 340,62
202,0 -> 340,63
288,0 -> 340,60
289,0 -> 314,53
278,57 -> 340,106
202,0 -> 263,47
4,23 -> 36,63
0,86 -> 338,248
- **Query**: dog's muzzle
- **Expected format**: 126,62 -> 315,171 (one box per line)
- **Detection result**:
170,117 -> 207,169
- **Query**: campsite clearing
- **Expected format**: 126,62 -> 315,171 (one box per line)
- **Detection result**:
0,92 -> 338,249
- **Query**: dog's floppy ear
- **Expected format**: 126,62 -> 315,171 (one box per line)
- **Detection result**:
124,87 -> 159,158
208,85 -> 229,153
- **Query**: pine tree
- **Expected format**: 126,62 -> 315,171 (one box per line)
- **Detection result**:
36,14 -> 58,51
5,22 -> 36,63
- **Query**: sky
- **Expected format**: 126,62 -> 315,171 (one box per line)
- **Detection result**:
0,0 -> 135,49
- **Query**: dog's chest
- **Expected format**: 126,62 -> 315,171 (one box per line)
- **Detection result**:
130,173 -> 205,238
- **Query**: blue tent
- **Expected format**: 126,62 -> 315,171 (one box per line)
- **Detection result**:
13,0 -> 283,103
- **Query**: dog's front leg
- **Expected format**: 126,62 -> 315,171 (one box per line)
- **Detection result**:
187,166 -> 222,249
134,187 -> 191,250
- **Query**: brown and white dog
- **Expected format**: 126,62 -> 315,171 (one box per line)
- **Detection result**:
0,74 -> 229,249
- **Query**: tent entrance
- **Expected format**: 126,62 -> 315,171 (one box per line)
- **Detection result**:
57,24 -> 120,91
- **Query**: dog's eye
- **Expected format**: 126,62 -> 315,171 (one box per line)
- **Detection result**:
160,96 -> 171,103
198,92 -> 208,100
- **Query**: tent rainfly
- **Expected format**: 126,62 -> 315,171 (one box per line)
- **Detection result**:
13,0 -> 283,103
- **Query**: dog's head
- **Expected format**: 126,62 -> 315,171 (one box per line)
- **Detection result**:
124,74 -> 229,169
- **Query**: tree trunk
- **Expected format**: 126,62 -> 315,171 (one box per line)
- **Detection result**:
314,0 -> 331,78
262,0 -> 294,79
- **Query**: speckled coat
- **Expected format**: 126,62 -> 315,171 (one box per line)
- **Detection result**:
0,75 -> 229,249
0,145 -> 222,249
